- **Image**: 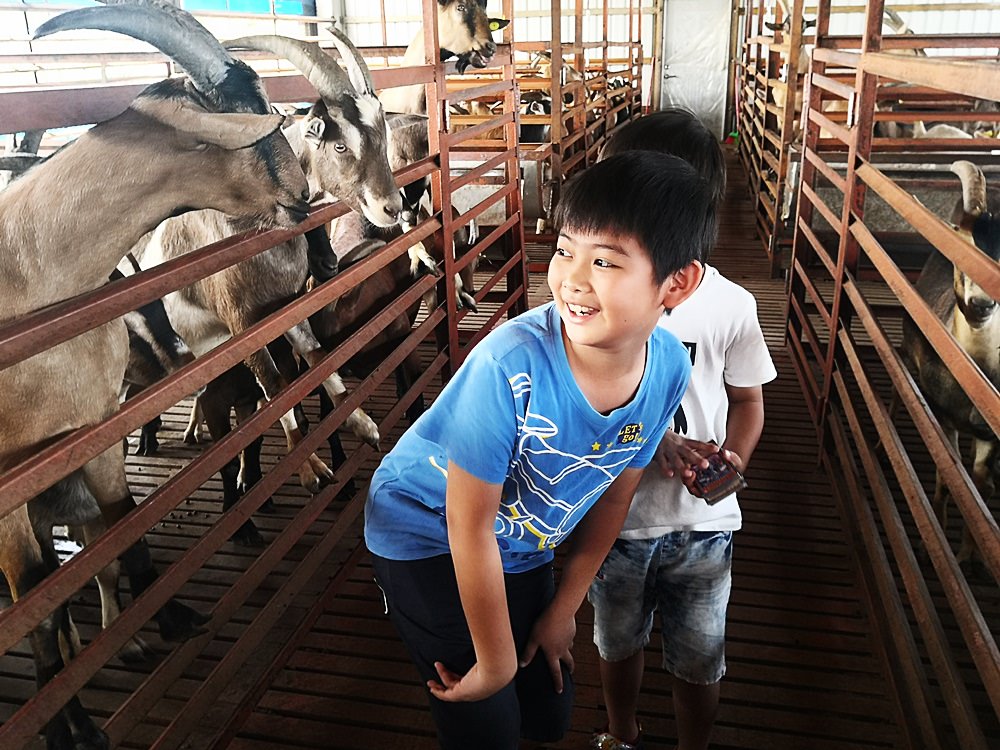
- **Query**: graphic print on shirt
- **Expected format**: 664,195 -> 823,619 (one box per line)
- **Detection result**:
671,340 -> 697,436
495,373 -> 648,551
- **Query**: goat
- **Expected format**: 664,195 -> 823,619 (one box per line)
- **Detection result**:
902,160 -> 1000,576
133,31 -> 400,516
913,122 -> 975,140
0,2 -> 313,747
379,0 -> 508,115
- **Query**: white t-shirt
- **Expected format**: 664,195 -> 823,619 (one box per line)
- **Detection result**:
619,265 -> 777,538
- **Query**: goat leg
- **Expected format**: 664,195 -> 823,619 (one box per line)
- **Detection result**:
284,324 -> 380,450
136,416 -> 161,456
317,386 -> 358,502
82,448 -> 208,642
183,398 -> 205,444
2,505 -> 109,750
242,345 -> 332,493
300,350 -> 380,451
407,240 -> 440,278
960,438 -> 997,578
77,517 -> 156,663
202,391 -> 264,547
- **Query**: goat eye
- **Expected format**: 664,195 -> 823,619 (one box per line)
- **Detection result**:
457,3 -> 466,11
334,143 -> 347,153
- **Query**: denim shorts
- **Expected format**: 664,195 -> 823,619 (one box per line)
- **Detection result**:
588,531 -> 733,685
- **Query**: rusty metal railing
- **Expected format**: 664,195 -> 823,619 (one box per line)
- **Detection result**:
786,1 -> 1000,747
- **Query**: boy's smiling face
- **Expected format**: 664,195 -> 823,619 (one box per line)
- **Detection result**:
548,228 -> 689,356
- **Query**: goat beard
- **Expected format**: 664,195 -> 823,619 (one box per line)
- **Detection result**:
229,212 -> 276,235
454,48 -> 492,74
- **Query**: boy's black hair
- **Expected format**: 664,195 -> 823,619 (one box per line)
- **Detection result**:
554,151 -> 717,285
601,108 -> 726,212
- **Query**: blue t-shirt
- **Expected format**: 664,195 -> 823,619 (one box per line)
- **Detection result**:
364,302 -> 691,573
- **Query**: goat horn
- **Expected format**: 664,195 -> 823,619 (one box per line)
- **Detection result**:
34,0 -> 236,98
326,25 -> 375,97
951,160 -> 988,218
224,35 -> 354,103
0,154 -> 44,178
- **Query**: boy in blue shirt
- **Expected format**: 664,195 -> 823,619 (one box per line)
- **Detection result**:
365,151 -> 718,749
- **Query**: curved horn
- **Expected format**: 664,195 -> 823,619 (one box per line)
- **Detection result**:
0,154 -> 44,178
951,160 -> 988,218
326,25 -> 376,96
225,35 -> 354,102
34,0 -> 235,96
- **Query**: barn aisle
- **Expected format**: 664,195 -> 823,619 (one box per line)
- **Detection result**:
217,151 -> 906,750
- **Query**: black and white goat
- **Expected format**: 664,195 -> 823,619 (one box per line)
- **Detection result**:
379,0 -> 508,115
0,1 -> 311,747
903,160 -> 1000,575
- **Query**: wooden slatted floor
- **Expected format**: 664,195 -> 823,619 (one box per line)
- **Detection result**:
0,151 -> 907,749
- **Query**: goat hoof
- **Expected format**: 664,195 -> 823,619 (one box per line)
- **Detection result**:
458,293 -> 479,313
156,600 -> 209,643
309,454 -> 335,486
299,466 -> 324,494
134,435 -> 159,456
336,478 -> 359,502
118,635 -> 156,664
46,715 -> 109,750
346,410 -> 380,449
232,521 -> 265,547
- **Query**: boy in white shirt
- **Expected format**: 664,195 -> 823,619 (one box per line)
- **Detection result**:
590,110 -> 777,750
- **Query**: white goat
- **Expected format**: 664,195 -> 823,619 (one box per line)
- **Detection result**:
0,2 -> 311,748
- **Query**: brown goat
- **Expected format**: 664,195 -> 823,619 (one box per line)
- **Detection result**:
903,160 -> 1000,576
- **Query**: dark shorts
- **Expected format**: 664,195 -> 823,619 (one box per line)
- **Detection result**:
371,554 -> 574,750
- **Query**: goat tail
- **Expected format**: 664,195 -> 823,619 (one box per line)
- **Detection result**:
950,160 -> 987,218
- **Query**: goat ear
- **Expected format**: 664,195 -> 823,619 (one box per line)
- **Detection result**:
764,21 -> 781,31
195,112 -> 285,150
303,116 -> 326,145
136,99 -> 284,150
805,18 -> 817,29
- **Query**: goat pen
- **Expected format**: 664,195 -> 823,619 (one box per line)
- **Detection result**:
0,0 -> 528,746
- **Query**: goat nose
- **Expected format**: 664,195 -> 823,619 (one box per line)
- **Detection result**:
970,298 -> 996,315
484,40 -> 496,56
384,204 -> 400,222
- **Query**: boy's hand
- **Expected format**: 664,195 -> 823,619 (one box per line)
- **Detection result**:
654,432 -> 719,481
427,658 -> 516,703
519,606 -> 576,693
720,448 -> 744,473
686,448 -> 745,499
